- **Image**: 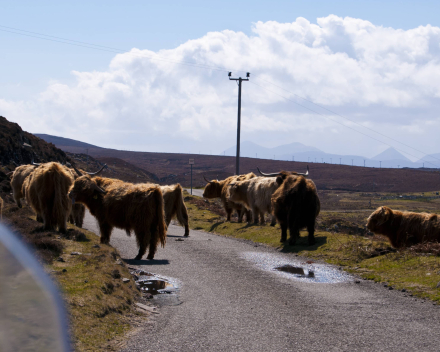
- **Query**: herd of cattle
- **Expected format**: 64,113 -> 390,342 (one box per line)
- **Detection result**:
1,160 -> 440,259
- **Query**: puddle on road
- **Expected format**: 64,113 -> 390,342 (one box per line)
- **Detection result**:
130,269 -> 178,295
242,252 -> 352,284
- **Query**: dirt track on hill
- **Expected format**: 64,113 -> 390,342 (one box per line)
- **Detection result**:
82,211 -> 440,352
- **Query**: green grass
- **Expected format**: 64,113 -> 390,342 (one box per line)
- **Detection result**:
46,225 -> 140,352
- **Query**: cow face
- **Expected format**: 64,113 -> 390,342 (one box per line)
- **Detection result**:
228,181 -> 246,204
69,175 -> 106,205
366,206 -> 392,231
203,180 -> 222,198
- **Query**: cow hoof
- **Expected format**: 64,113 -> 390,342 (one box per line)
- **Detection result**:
184,234 -> 189,237
280,238 -> 287,243
134,255 -> 142,260
270,223 -> 276,227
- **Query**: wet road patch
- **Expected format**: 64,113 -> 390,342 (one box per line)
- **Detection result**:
242,252 -> 352,283
129,268 -> 179,295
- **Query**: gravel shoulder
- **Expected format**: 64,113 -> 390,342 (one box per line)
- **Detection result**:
83,211 -> 440,352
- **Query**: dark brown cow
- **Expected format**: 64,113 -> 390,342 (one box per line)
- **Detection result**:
203,173 -> 255,222
69,175 -> 167,260
22,162 -> 74,233
69,203 -> 86,228
367,206 -> 440,248
271,175 -> 320,245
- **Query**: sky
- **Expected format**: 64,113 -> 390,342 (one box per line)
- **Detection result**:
1,0 -> 440,162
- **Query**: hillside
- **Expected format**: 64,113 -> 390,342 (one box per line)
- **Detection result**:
51,143 -> 440,193
0,116 -> 70,166
35,134 -> 101,150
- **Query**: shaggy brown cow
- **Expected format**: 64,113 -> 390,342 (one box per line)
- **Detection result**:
203,173 -> 255,222
271,175 -> 320,245
10,164 -> 37,207
366,206 -> 440,248
69,175 -> 167,260
160,184 -> 189,237
228,176 -> 279,225
0,196 -> 3,220
23,162 -> 74,233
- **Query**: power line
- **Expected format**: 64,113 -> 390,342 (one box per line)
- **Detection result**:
0,25 -> 242,74
253,75 -> 440,163
249,80 -> 439,168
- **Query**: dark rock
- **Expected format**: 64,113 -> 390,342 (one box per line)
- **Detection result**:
122,278 -> 130,283
111,269 -> 121,279
92,244 -> 100,249
388,287 -> 393,290
355,280 -> 360,284
84,280 -> 88,283
62,269 -> 67,273
401,289 -> 406,292
57,257 -> 65,262
144,293 -> 154,299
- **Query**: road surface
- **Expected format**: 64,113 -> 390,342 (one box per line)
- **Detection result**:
183,188 -> 203,197
83,211 -> 440,352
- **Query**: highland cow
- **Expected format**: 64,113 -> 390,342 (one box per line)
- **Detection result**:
10,164 -> 37,207
203,173 -> 255,222
228,176 -> 279,225
160,184 -> 189,237
271,175 -> 320,245
367,206 -> 440,248
22,162 -> 74,233
68,175 -> 167,260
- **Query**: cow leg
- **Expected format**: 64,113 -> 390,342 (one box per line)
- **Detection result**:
99,222 -> 113,244
279,220 -> 288,242
245,209 -> 253,223
147,231 -> 158,260
36,214 -> 43,223
225,206 -> 233,222
259,212 -> 265,225
270,215 -> 277,227
252,207 -> 259,224
307,223 -> 316,246
14,195 -> 22,208
237,206 -> 244,223
288,217 -> 300,246
135,231 -> 149,260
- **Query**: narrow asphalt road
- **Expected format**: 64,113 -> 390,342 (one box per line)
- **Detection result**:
83,211 -> 440,352
183,188 -> 203,197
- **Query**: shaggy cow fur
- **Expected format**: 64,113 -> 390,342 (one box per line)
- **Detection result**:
203,173 -> 255,222
367,206 -> 440,248
10,164 -> 37,207
23,162 -> 74,233
69,175 -> 167,260
228,176 -> 279,225
160,184 -> 189,236
0,196 -> 3,220
271,175 -> 320,245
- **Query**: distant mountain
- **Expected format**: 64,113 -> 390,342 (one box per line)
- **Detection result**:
35,134 -> 101,150
417,153 -> 440,168
223,141 -> 320,159
223,142 -> 429,168
371,148 -> 411,162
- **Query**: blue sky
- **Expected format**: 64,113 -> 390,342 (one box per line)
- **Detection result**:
1,1 -> 440,163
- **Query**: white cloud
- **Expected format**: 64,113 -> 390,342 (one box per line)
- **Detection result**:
1,15 -> 440,158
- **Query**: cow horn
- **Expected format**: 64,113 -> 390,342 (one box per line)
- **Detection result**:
257,167 -> 281,177
87,164 -> 107,176
71,164 -> 84,177
92,182 -> 107,194
204,176 -> 215,184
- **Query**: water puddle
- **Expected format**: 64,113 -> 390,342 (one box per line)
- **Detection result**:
129,269 -> 178,295
242,252 -> 352,284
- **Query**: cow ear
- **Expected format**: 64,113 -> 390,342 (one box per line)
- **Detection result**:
276,176 -> 283,185
382,206 -> 391,220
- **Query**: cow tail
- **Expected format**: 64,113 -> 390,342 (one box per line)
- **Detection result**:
153,187 -> 167,247
174,184 -> 189,227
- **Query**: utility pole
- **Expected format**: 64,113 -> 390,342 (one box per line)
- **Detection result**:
380,161 -> 382,168
339,157 -> 341,165
292,156 -> 294,162
330,158 -> 332,164
364,159 -> 365,167
229,71 -> 250,175
351,159 -> 354,166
